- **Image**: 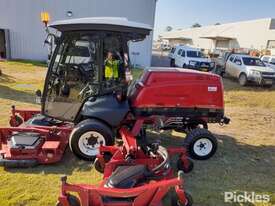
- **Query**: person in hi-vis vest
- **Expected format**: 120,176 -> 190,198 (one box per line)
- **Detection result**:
105,52 -> 119,80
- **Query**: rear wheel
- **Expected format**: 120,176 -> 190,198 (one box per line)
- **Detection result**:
69,119 -> 114,161
239,73 -> 248,86
184,128 -> 217,160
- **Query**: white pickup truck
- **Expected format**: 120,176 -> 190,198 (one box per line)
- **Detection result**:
169,45 -> 215,72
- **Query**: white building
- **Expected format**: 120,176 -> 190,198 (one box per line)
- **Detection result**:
161,18 -> 275,53
0,0 -> 157,67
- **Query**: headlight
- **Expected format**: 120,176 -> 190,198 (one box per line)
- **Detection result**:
250,70 -> 261,77
189,60 -> 198,66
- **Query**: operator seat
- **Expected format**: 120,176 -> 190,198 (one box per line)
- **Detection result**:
105,165 -> 148,189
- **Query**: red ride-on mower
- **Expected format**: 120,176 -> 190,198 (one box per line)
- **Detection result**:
57,125 -> 194,206
0,16 -> 229,168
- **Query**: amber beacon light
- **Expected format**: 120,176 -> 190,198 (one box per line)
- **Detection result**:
40,12 -> 50,26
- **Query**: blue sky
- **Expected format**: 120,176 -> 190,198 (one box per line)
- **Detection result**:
154,0 -> 275,39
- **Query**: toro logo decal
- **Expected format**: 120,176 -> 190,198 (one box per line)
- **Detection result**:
208,86 -> 217,92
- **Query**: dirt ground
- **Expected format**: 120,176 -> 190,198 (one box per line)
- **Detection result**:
0,61 -> 274,206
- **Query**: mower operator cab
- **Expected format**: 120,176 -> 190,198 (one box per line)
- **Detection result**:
42,17 -> 151,122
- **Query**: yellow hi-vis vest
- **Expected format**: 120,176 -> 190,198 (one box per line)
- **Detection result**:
105,60 -> 119,79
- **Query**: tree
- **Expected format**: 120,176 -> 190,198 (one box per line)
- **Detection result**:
191,23 -> 201,28
166,26 -> 173,32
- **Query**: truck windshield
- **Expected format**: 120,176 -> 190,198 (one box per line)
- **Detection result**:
242,57 -> 266,67
187,51 -> 204,58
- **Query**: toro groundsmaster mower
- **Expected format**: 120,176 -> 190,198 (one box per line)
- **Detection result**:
0,16 -> 229,169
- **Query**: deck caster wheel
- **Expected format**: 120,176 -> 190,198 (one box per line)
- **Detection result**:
184,128 -> 217,160
177,158 -> 194,173
9,115 -> 23,127
171,192 -> 193,206
69,119 -> 114,161
56,195 -> 80,206
94,158 -> 104,173
94,153 -> 112,173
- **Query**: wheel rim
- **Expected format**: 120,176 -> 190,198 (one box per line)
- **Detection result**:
78,131 -> 106,157
193,138 -> 213,157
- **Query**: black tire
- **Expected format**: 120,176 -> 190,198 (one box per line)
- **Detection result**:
239,73 -> 248,86
56,195 -> 80,206
170,59 -> 175,67
184,128 -> 217,160
177,158 -> 194,173
171,192 -> 193,206
69,119 -> 114,161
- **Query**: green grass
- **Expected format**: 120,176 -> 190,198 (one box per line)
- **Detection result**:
0,61 -> 274,206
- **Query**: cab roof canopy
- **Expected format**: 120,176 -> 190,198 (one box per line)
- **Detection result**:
49,17 -> 152,35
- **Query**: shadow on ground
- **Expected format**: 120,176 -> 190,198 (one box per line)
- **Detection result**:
0,85 -> 37,104
223,76 -> 275,92
6,148 -> 93,175
0,73 -> 16,83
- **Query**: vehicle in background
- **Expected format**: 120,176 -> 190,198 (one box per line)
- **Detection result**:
225,54 -> 275,87
160,43 -> 171,51
169,45 -> 215,72
261,55 -> 275,71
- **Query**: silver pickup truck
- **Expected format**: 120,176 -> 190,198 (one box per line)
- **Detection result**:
225,54 -> 275,87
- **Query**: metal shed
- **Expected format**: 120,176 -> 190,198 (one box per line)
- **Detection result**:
0,0 -> 157,67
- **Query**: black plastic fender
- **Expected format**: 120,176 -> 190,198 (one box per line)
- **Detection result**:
80,95 -> 130,127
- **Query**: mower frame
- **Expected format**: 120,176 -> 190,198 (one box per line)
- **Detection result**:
0,106 -> 73,167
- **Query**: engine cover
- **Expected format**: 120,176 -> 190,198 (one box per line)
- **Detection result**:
129,68 -> 224,120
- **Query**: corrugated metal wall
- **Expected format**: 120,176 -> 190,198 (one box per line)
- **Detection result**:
0,0 -> 156,67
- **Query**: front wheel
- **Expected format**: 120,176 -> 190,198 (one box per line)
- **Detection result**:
184,128 -> 217,160
239,73 -> 248,86
69,119 -> 114,161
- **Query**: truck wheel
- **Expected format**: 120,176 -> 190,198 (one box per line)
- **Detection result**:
170,59 -> 175,67
69,119 -> 114,161
239,73 -> 247,86
171,192 -> 193,206
184,128 -> 217,160
56,195 -> 80,206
